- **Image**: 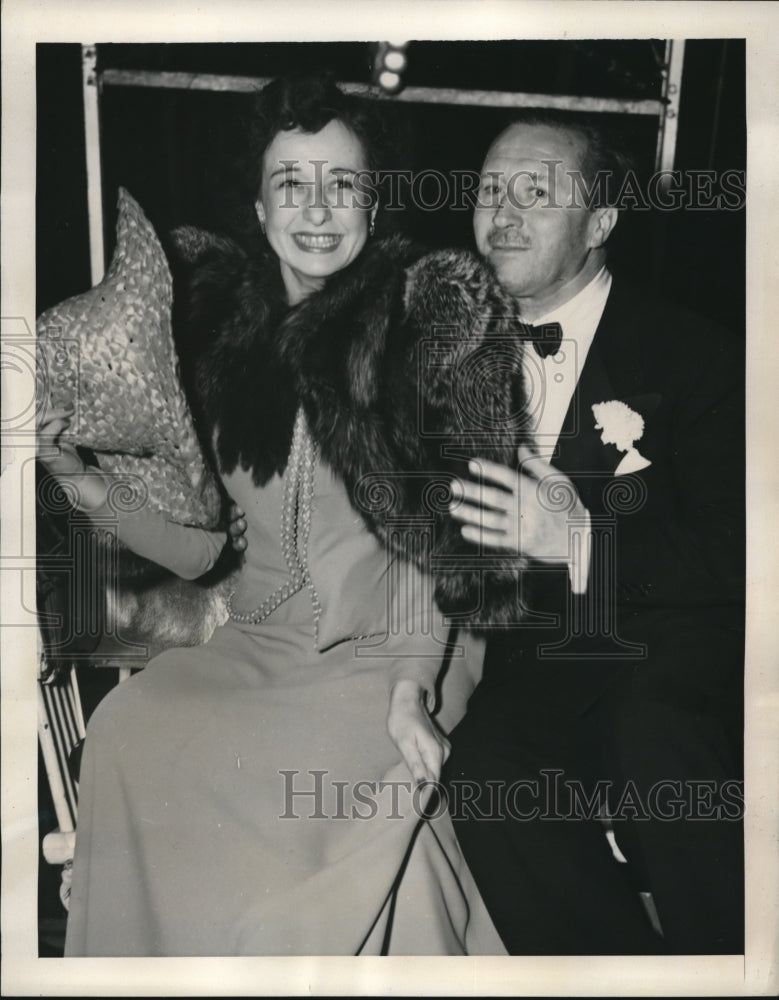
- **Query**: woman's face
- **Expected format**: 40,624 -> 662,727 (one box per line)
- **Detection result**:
256,119 -> 375,305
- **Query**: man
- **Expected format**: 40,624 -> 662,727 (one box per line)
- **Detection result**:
442,112 -> 744,955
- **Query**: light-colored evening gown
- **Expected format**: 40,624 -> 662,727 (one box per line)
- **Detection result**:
64,415 -> 506,956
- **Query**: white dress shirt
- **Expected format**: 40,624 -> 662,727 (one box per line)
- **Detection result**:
521,266 -> 612,592
523,265 -> 612,453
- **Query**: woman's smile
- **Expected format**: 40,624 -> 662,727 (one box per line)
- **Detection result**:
292,232 -> 344,252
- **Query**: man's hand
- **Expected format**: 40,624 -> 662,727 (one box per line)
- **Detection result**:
387,679 -> 450,786
227,504 -> 247,552
449,445 -> 587,565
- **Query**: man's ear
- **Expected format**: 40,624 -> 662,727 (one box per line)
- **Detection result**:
588,207 -> 618,249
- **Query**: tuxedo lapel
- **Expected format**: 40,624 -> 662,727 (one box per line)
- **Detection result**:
552,280 -> 652,507
554,331 -> 617,479
593,279 -> 648,400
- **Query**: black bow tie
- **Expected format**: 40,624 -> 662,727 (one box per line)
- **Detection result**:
529,322 -> 563,359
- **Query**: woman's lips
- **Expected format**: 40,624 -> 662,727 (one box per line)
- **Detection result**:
292,233 -> 343,252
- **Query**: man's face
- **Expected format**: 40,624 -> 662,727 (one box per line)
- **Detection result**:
473,123 -> 606,313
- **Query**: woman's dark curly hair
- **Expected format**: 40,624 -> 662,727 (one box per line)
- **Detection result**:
248,74 -> 388,194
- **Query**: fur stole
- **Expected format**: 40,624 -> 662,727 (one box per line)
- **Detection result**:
179,233 -> 535,628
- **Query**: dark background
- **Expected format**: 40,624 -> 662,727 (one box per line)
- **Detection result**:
37,40 -> 745,334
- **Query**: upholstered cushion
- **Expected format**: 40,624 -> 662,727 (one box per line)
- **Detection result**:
37,188 -> 221,527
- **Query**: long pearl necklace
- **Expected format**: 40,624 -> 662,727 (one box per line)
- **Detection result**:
227,408 -> 321,636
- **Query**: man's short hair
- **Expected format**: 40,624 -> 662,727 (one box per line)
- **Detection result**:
498,109 -> 635,209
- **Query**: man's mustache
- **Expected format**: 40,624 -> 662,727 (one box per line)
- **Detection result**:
487,229 -> 531,250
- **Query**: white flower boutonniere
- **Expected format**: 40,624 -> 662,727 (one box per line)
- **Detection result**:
592,400 -> 652,476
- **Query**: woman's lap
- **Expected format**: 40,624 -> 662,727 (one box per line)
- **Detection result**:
67,622 -> 501,955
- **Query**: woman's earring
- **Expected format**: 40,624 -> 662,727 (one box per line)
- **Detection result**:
369,215 -> 376,237
255,201 -> 266,236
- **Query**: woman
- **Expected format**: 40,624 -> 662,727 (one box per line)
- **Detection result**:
40,76 -> 526,955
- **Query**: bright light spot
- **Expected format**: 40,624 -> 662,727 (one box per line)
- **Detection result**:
605,828 -> 628,864
385,51 -> 407,72
378,70 -> 401,91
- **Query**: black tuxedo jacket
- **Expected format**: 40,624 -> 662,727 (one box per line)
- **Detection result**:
494,276 -> 745,672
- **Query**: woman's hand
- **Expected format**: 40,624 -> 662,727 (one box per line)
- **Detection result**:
36,397 -> 112,512
36,403 -> 86,478
227,503 -> 248,552
387,679 -> 450,786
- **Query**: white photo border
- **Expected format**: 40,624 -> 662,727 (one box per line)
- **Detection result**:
2,1 -> 777,995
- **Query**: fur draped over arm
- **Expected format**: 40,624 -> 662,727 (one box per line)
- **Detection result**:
178,233 -> 535,628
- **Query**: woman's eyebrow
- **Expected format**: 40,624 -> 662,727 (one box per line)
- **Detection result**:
269,163 -> 300,180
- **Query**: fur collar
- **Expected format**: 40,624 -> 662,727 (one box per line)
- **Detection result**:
178,233 -> 534,627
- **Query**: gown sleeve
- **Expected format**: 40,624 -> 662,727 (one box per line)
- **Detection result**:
330,546 -> 447,711
305,464 -> 445,707
93,493 -> 227,580
384,556 -> 446,709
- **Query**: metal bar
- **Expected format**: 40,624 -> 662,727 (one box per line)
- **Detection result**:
69,665 -> 87,736
100,67 -> 664,117
82,44 -> 105,284
655,39 -> 685,172
37,684 -> 77,832
707,40 -> 729,169
43,684 -> 78,824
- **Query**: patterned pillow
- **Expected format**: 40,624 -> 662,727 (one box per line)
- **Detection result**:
37,188 -> 221,528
